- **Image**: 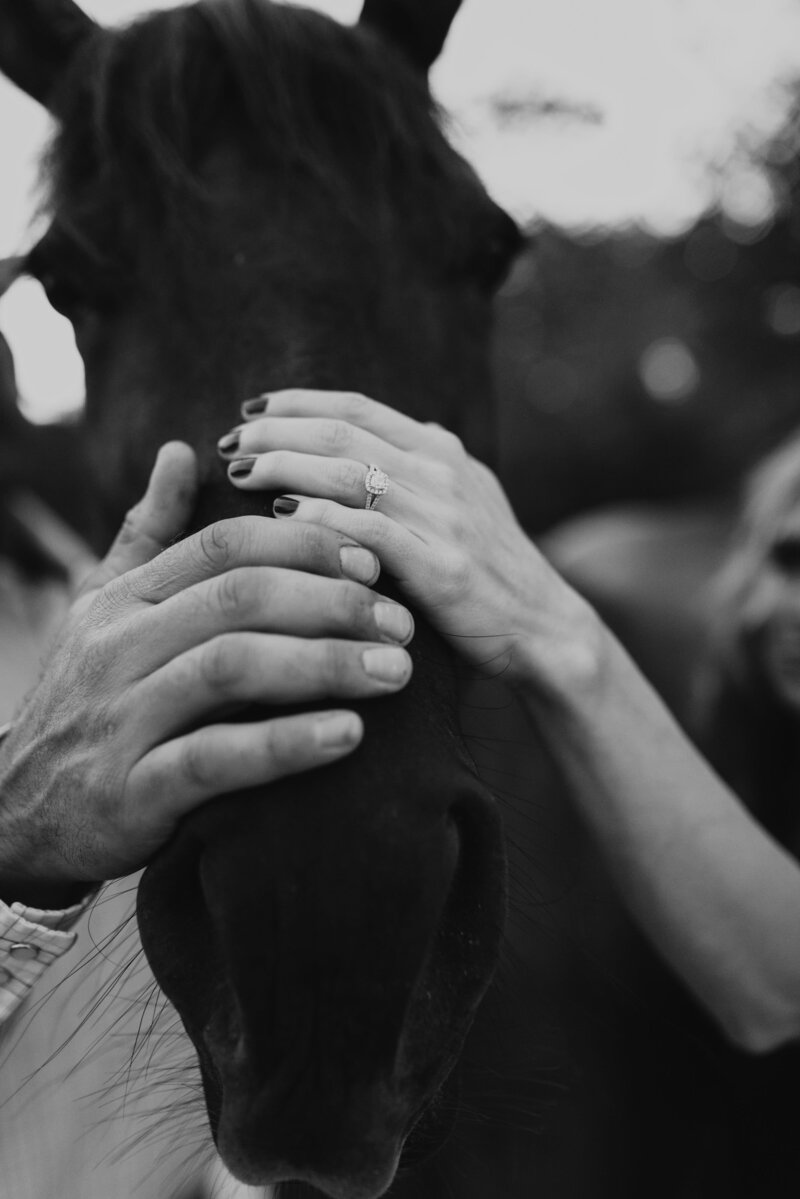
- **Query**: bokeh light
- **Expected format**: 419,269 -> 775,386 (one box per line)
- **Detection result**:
639,337 -> 701,404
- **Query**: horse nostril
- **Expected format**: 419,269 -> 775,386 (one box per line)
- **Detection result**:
149,775 -> 505,1193
394,789 -> 505,1090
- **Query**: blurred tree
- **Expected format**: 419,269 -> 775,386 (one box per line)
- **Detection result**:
495,216 -> 800,530
493,78 -> 800,532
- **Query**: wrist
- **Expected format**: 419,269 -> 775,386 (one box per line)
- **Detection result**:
0,830 -> 94,910
0,722 -> 96,909
509,583 -> 610,715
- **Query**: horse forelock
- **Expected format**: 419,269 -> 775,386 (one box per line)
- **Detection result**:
38,0 -> 461,284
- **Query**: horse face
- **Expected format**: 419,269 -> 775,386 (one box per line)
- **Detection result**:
2,1 -> 521,1193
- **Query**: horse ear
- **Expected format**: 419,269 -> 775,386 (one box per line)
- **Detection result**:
0,0 -> 97,108
358,0 -> 462,72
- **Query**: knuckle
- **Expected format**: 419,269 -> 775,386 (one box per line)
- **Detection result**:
293,521 -> 337,569
428,424 -> 465,460
197,520 -> 241,573
198,634 -> 241,694
212,569 -> 256,621
340,392 -> 370,422
180,737 -> 215,792
474,457 -> 497,485
431,460 -> 460,496
443,505 -> 469,544
268,449 -> 290,474
320,638 -> 347,685
342,459 -> 366,494
333,580 -> 371,628
90,577 -> 129,620
261,721 -> 295,775
319,419 -> 351,453
74,626 -> 114,678
439,546 -> 471,591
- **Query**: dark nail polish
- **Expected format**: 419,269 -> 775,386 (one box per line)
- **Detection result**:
273,496 -> 299,516
242,395 -> 269,418
217,431 -> 240,456
228,456 -> 257,480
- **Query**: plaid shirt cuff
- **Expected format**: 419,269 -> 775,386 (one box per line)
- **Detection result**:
0,892 -> 96,1024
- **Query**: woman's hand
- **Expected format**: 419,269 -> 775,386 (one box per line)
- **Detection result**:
221,389 -> 592,687
0,442 -> 414,903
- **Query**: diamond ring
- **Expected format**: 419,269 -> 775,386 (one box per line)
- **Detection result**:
364,465 -> 390,511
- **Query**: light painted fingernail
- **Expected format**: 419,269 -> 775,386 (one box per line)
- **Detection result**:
340,546 -> 379,585
374,602 -> 414,645
315,711 -> 362,750
362,646 -> 411,684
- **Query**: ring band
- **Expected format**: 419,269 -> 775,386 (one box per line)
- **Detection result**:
364,465 -> 390,511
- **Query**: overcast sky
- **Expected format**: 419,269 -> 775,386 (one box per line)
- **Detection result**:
3,0 -> 800,419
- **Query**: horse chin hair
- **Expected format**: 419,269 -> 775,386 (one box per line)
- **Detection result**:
396,1070 -> 461,1171
274,1184 -> 326,1199
268,1085 -> 460,1199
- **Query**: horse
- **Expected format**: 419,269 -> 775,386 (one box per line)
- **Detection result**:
7,5 -> 800,1199
0,1 -> 523,1195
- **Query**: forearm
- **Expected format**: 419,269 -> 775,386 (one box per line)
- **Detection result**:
513,587 -> 800,1052
210,388 -> 800,1048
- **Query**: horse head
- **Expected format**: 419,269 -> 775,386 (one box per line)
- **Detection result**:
0,2 -> 522,1194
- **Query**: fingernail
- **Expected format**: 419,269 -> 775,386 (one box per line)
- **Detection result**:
315,711 -> 362,750
273,496 -> 299,516
362,646 -> 411,684
374,602 -> 414,645
228,456 -> 257,480
242,395 -> 269,418
340,546 -> 379,585
217,430 -> 240,457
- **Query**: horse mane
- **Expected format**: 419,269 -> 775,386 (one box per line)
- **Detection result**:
38,0 -> 449,275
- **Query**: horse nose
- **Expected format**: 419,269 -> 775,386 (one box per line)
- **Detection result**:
139,738 -> 505,1193
196,781 -> 504,1183
214,1075 -> 405,1198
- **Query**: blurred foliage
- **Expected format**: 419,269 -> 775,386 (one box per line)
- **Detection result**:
494,84 -> 800,532
494,218 -> 800,531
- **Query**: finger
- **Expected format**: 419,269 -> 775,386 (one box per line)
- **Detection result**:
134,633 -> 413,743
105,516 -> 380,608
79,442 -> 198,597
218,416 -> 394,472
239,389 -> 427,451
130,567 -> 414,667
129,710 -> 365,822
272,495 -> 427,572
226,450 -> 409,513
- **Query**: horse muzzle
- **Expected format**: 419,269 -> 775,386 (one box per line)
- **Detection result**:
137,632 -> 507,1199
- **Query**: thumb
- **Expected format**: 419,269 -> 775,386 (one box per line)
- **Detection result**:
79,442 -> 198,596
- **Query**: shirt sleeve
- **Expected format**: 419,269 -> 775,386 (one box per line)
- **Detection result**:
0,893 -> 96,1025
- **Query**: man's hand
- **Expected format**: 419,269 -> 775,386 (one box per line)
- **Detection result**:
0,443 -> 413,906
